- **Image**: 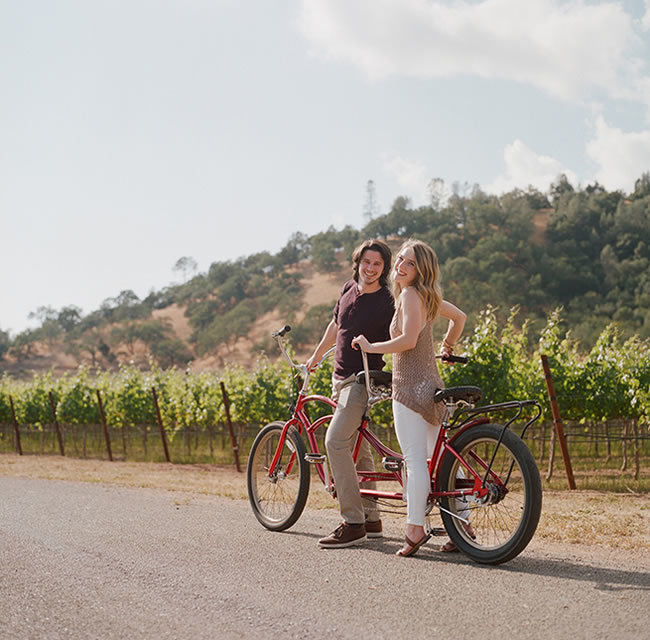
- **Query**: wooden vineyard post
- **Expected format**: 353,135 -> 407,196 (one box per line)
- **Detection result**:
96,390 -> 113,462
9,396 -> 22,455
220,382 -> 241,473
48,391 -> 65,456
151,387 -> 171,463
540,355 -> 576,490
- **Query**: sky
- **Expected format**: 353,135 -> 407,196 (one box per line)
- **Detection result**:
2,0 -> 650,336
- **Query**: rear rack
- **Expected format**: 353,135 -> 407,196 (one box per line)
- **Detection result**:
453,399 -> 542,440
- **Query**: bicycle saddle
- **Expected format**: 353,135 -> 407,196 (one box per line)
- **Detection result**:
355,370 -> 392,387
434,385 -> 482,404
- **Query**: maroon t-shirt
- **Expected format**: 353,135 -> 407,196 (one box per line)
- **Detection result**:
333,280 -> 394,379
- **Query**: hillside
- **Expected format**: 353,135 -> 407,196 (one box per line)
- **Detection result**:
2,177 -> 649,378
0,257 -> 352,376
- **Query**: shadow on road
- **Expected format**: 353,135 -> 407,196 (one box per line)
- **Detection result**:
281,529 -> 649,592
404,544 -> 649,592
485,555 -> 650,592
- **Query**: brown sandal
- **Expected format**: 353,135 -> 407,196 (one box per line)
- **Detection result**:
440,524 -> 476,553
396,532 -> 432,557
440,539 -> 459,552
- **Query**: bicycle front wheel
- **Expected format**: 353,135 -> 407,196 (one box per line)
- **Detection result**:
247,421 -> 310,531
438,423 -> 542,565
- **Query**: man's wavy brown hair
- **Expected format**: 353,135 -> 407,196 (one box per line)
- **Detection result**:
352,239 -> 392,287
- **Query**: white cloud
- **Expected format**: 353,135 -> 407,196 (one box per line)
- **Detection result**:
384,143 -> 580,200
382,153 -> 429,204
586,116 -> 650,192
484,139 -> 577,194
298,0 -> 646,102
643,1 -> 650,31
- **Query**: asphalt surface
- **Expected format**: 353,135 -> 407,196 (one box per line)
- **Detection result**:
1,476 -> 649,640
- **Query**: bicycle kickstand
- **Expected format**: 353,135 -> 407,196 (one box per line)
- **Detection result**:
425,515 -> 447,537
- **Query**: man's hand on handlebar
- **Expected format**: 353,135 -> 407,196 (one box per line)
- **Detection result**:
305,353 -> 319,372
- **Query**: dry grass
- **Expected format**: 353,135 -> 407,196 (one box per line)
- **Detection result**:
1,453 -> 648,552
0,453 -> 248,500
536,490 -> 649,552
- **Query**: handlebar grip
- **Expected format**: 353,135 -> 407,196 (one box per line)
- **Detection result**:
272,325 -> 291,338
440,354 -> 468,364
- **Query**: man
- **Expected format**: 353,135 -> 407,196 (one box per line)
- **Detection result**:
306,239 -> 394,548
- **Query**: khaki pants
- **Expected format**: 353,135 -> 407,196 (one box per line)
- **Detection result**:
326,376 -> 379,525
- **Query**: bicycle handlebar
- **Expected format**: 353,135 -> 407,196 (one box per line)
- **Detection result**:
436,354 -> 468,364
272,325 -> 292,338
272,323 -> 467,400
271,325 -> 334,395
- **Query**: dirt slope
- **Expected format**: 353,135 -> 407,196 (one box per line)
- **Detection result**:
2,259 -> 352,376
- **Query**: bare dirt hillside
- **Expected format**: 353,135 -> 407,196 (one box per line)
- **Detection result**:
151,304 -> 193,341
3,259 -> 354,376
193,260 -> 351,370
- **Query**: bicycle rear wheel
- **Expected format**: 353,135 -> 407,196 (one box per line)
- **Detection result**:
438,423 -> 542,565
247,421 -> 310,531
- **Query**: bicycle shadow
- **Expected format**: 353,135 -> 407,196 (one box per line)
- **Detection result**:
477,554 -> 650,592
377,538 -> 650,592
280,529 -> 649,592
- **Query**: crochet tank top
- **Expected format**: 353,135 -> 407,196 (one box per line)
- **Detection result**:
391,314 -> 445,426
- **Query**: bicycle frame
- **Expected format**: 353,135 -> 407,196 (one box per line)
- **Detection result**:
266,328 -> 540,516
249,327 -> 543,563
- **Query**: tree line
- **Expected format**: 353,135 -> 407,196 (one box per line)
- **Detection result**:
1,173 -> 649,369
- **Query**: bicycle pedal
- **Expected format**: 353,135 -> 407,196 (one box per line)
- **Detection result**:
304,453 -> 327,464
382,456 -> 403,471
429,527 -> 447,537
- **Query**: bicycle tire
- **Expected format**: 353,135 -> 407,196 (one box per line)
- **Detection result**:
438,423 -> 542,565
247,421 -> 310,531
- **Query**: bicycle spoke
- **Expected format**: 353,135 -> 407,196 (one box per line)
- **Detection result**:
248,423 -> 310,530
443,430 -> 537,554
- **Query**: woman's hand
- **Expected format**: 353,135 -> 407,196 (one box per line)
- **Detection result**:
440,343 -> 453,359
351,335 -> 371,352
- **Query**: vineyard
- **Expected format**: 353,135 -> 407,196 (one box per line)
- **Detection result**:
1,307 -> 648,491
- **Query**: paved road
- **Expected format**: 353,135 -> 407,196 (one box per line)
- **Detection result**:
1,477 -> 648,639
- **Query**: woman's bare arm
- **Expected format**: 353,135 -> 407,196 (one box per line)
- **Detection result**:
351,288 -> 423,354
439,300 -> 466,356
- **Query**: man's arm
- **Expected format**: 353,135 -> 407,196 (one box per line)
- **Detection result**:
306,319 -> 337,371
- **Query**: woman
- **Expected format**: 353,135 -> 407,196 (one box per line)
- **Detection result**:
351,239 -> 466,557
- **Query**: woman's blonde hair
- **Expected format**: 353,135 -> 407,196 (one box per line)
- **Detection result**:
392,239 -> 442,321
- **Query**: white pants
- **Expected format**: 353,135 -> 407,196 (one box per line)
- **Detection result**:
393,400 -> 440,527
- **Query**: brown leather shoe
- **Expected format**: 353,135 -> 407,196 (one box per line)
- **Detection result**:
365,519 -> 383,538
318,522 -> 367,548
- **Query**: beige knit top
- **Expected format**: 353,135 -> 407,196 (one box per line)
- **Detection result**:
391,313 -> 445,426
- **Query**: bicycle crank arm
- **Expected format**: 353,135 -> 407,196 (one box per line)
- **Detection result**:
304,453 -> 334,494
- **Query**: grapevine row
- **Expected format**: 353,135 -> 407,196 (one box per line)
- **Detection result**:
1,307 -> 648,433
